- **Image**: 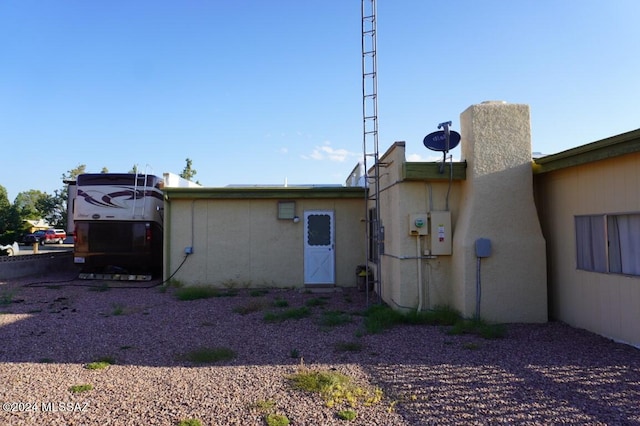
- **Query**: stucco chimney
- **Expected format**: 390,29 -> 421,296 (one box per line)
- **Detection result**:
451,101 -> 547,323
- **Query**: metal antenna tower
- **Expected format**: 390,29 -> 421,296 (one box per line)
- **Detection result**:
362,0 -> 382,302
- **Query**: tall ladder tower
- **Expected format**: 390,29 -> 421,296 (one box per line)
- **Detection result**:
361,0 -> 382,301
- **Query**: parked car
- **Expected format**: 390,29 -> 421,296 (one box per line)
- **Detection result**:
41,229 -> 67,244
22,230 -> 46,245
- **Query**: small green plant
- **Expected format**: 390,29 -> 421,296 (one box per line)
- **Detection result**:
334,341 -> 363,353
288,368 -> 383,409
448,318 -> 506,339
177,419 -> 202,426
252,399 -> 276,411
111,303 -> 125,316
39,358 -> 54,363
290,348 -> 300,358
337,409 -> 357,421
221,279 -> 240,290
272,298 -> 289,308
264,307 -> 310,323
175,286 -> 220,301
0,289 -> 16,305
250,289 -> 269,297
265,413 -> 290,426
180,347 -> 236,364
305,297 -> 328,307
403,305 -> 461,326
85,356 -> 115,370
362,305 -> 403,334
319,310 -> 352,328
69,384 -> 93,393
362,304 -> 463,334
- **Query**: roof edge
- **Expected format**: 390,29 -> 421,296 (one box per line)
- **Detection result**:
163,186 -> 366,200
533,128 -> 640,174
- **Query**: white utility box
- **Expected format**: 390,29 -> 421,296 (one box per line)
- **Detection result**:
429,211 -> 452,255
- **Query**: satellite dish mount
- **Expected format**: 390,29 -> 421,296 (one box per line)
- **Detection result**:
423,120 -> 461,174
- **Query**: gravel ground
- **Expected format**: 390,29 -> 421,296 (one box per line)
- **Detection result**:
1,273 -> 639,426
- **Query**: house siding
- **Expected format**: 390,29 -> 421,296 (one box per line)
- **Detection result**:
535,149 -> 640,347
164,194 -> 365,289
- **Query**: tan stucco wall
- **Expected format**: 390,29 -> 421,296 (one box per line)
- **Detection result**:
373,142 -> 460,311
452,102 -> 547,323
535,152 -> 640,347
165,197 -> 365,288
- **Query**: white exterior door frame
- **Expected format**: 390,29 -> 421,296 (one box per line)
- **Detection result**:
303,210 -> 335,285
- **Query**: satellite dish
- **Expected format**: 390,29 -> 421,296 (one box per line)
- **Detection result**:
423,130 -> 461,152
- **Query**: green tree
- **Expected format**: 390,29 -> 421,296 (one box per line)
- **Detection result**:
13,190 -> 49,219
0,185 -> 22,244
180,158 -> 200,184
56,164 -> 87,230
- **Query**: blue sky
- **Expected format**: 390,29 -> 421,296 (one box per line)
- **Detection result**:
1,1 -> 639,201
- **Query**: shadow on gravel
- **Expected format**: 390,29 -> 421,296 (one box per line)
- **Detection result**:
1,274 -> 640,425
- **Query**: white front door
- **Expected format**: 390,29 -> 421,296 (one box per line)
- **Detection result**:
304,210 -> 335,285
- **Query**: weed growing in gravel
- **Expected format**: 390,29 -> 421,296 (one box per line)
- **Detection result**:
222,278 -> 250,290
337,409 -> 357,421
305,297 -> 328,307
448,318 -> 506,339
290,348 -> 300,358
263,306 -> 311,323
319,310 -> 352,328
85,356 -> 115,370
252,399 -> 276,411
69,384 -> 93,393
288,368 -> 383,409
177,419 -> 202,426
180,347 -> 236,364
265,413 -> 290,426
363,304 -> 468,334
404,305 -> 461,326
272,298 -> 289,308
0,289 -> 16,305
362,305 -> 404,334
39,358 -> 54,363
174,286 -> 220,300
110,303 -> 125,316
250,289 -> 269,297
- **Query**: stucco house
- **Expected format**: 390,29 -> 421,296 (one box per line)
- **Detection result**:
362,102 -> 547,324
534,128 -> 640,348
161,101 -> 639,348
163,186 -> 365,288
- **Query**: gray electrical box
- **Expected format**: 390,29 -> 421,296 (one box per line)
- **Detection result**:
475,238 -> 492,258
